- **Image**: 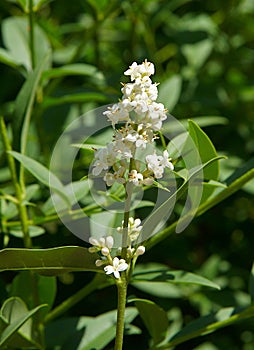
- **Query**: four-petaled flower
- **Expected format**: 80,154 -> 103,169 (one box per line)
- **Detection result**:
104,257 -> 129,279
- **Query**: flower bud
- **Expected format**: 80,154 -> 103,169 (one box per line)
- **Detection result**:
101,247 -> 110,256
135,246 -> 145,256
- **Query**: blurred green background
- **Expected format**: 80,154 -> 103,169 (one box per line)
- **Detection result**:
0,0 -> 254,349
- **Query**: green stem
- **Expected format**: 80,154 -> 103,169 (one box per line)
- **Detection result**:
28,0 -> 35,69
0,117 -> 32,248
114,277 -> 128,350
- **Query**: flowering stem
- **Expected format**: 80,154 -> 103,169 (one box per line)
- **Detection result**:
121,182 -> 133,258
114,276 -> 128,350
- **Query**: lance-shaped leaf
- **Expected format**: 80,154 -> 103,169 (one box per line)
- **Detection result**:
0,246 -> 101,275
9,151 -> 70,206
188,120 -> 219,181
42,63 -> 105,83
132,266 -> 220,290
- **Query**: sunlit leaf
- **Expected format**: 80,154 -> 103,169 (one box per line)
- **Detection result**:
188,120 -> 219,180
158,74 -> 182,111
9,151 -> 70,206
132,266 -> 220,290
2,17 -> 50,71
42,64 -> 105,83
140,156 -> 223,240
42,93 -> 108,108
9,225 -> 45,238
42,180 -> 90,215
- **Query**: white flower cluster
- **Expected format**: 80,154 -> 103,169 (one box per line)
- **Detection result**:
89,217 -> 145,279
92,60 -> 174,186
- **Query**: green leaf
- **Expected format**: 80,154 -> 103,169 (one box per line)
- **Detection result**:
0,297 -> 47,348
188,120 -> 219,181
14,53 -> 50,153
8,151 -> 70,206
132,266 -> 220,290
2,17 -> 50,71
148,162 -> 254,250
9,225 -> 45,238
10,272 -> 57,311
0,246 -> 101,275
42,92 -> 108,108
42,63 -> 105,82
182,39 -> 213,69
158,74 -> 182,111
0,48 -> 20,69
130,298 -> 169,345
165,305 -> 254,348
141,156 -> 223,239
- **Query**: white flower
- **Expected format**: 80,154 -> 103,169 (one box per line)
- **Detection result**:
103,103 -> 129,127
146,152 -> 164,178
128,170 -> 143,186
103,169 -> 126,186
146,150 -> 174,179
124,60 -> 155,81
104,257 -> 129,278
117,217 -> 143,242
92,144 -> 118,176
160,150 -> 174,170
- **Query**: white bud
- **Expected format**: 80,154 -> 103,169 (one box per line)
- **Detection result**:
89,237 -> 99,246
105,236 -> 114,249
101,247 -> 110,256
135,246 -> 146,256
95,259 -> 104,267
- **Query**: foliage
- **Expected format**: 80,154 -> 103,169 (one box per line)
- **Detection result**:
0,0 -> 254,349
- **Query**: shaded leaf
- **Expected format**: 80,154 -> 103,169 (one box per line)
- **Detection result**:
0,246 -> 101,275
249,262 -> 254,303
10,272 -> 57,312
45,308 -> 138,350
130,298 -> 169,345
165,305 -> 254,348
0,297 -> 46,348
